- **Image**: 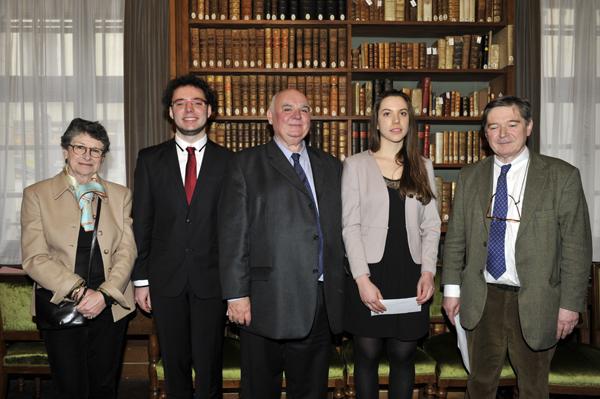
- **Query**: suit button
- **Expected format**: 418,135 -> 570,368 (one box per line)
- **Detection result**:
103,249 -> 109,254
185,248 -> 190,253
108,267 -> 113,272
98,230 -> 103,236
186,219 -> 190,223
313,234 -> 319,240
483,241 -> 487,247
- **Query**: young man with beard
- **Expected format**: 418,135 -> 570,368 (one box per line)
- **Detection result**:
132,74 -> 231,399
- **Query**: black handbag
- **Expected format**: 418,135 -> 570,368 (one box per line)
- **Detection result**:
34,200 -> 101,330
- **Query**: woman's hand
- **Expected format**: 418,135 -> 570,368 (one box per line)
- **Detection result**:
416,271 -> 435,305
355,275 -> 386,313
76,289 -> 107,319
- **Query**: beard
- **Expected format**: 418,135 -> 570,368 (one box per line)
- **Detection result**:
175,121 -> 208,136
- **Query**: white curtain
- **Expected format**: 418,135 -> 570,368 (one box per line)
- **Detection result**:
540,0 -> 600,261
0,0 -> 125,264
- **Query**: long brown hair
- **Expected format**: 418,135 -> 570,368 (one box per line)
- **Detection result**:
369,90 -> 435,205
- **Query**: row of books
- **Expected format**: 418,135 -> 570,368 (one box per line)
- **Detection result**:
208,121 -> 349,159
352,0 -> 504,23
190,27 -> 347,69
425,128 -> 490,165
204,74 -> 348,116
352,27 -> 512,71
352,78 -> 499,118
189,0 -> 347,21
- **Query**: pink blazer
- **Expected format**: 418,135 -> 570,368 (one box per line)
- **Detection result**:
341,151 -> 441,279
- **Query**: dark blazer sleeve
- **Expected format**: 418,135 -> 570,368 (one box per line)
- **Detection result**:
218,154 -> 250,299
131,150 -> 154,281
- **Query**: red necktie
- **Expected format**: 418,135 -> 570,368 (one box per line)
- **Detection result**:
184,147 -> 197,204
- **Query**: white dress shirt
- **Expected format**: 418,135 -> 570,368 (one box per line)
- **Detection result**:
444,147 -> 530,298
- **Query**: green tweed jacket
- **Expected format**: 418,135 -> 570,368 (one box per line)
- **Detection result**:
442,151 -> 592,350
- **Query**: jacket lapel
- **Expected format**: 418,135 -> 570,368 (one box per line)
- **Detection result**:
266,140 -> 312,199
162,139 -> 188,206
307,148 -> 327,203
192,140 -> 217,204
516,152 -> 547,234
478,157 -> 494,232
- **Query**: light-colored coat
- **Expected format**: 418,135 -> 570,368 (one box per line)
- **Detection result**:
342,151 -> 441,279
442,153 -> 592,350
21,172 -> 136,322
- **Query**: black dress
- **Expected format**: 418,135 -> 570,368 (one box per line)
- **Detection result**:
344,179 -> 430,339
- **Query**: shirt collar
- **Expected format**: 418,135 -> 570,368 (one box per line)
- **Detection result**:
494,146 -> 530,169
174,134 -> 207,152
273,136 -> 307,163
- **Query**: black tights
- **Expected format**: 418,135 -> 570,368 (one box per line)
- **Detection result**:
353,336 -> 417,399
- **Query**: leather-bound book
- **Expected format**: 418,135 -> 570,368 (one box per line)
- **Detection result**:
423,124 -> 430,158
303,28 -> 312,67
452,36 -> 463,69
351,48 -> 360,69
321,122 -> 330,153
368,43 -> 374,69
311,121 -> 322,149
338,76 -> 347,116
240,29 -> 249,67
224,122 -> 232,151
329,120 -> 338,156
337,28 -> 346,67
469,35 -> 481,69
351,122 -> 360,154
265,0 -> 272,19
461,95 -> 469,117
215,30 -> 225,67
418,125 -> 425,155
405,43 -> 413,70
265,28 -> 273,68
249,75 -> 258,115
296,76 -> 305,101
359,122 -> 369,152
338,122 -> 347,160
419,42 -> 426,69
466,130 -> 473,163
232,76 -> 241,116
271,0 -> 278,20
281,28 -> 289,68
219,0 -> 229,19
215,75 -> 224,115
448,0 -> 458,21
289,0 -> 299,19
272,28 -> 281,68
278,0 -> 288,19
316,0 -> 326,20
423,0 -> 432,20
224,76 -> 232,116
240,0 -> 251,19
207,28 -> 216,67
352,82 -> 360,115
301,0 -> 315,19
492,0 -> 502,22
364,81 -> 373,115
485,0 -> 492,21
359,84 -> 366,116
224,30 -> 232,67
319,29 -> 328,67
281,75 -> 288,90
200,29 -> 208,68
190,0 -> 198,19
256,29 -> 265,67
305,75 -> 314,112
338,0 -> 346,20
190,28 -> 200,68
202,0 -> 210,19
325,0 -> 336,20
408,0 -> 418,21
385,0 -> 396,21
400,42 -> 408,69
412,42 -> 420,69
288,28 -> 296,68
481,32 -> 490,68
330,75 -> 339,116
209,0 -> 218,19
312,28 -> 319,67
411,88 -> 422,116
312,76 -> 322,115
258,75 -> 267,115
328,29 -> 338,68
421,77 -> 431,116
296,28 -> 304,68
196,0 -> 205,20
247,28 -> 256,67
461,34 -> 471,69
241,75 -> 249,115
231,29 -> 240,67
287,75 -> 297,89
254,0 -> 265,19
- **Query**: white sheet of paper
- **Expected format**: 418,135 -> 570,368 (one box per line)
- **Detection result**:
455,313 -> 470,373
370,297 -> 421,316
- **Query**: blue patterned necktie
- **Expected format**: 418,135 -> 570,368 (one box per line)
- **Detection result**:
486,164 -> 512,279
291,153 -> 323,276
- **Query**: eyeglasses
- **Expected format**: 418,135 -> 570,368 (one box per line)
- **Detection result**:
485,193 -> 521,223
68,144 -> 105,158
171,99 -> 208,110
280,104 -> 312,115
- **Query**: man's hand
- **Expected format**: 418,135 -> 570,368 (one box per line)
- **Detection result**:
556,308 -> 579,340
76,289 -> 107,319
228,297 -> 252,326
134,286 -> 152,313
355,275 -> 386,313
442,296 -> 460,325
416,272 -> 435,305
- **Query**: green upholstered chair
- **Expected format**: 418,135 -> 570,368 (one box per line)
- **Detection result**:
429,270 -> 448,336
342,339 -> 437,398
0,280 -> 49,399
547,263 -> 600,396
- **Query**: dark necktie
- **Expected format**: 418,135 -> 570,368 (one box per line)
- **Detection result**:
291,153 -> 323,276
486,163 -> 512,279
184,147 -> 197,204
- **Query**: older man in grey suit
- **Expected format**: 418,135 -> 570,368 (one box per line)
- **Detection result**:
442,96 -> 592,398
218,89 -> 345,399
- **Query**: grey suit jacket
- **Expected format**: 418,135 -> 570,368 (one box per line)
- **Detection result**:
442,152 -> 592,350
342,151 -> 441,279
218,140 -> 345,340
